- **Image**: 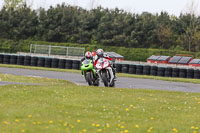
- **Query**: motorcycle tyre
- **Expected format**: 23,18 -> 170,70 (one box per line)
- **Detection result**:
102,71 -> 109,87
86,72 -> 93,86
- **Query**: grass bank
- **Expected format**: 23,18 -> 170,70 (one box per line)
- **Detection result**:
0,74 -> 200,133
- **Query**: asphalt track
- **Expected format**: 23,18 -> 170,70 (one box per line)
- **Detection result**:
0,67 -> 200,93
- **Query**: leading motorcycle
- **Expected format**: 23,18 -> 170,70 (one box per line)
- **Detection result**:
95,57 -> 115,87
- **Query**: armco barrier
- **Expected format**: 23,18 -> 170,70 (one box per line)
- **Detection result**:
1,53 -> 200,80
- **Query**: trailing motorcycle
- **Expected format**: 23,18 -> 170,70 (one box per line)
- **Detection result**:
95,57 -> 115,87
81,59 -> 99,86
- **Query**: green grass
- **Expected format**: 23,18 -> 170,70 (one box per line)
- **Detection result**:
0,74 -> 200,133
1,64 -> 200,85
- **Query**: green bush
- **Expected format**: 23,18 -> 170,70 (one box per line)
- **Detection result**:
0,39 -> 198,61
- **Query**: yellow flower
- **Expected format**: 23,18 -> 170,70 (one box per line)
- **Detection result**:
191,126 -> 195,129
135,125 -> 139,128
198,102 -> 200,104
125,108 -> 129,111
195,127 -> 199,130
49,120 -> 53,124
37,121 -> 41,125
124,130 -> 129,133
64,123 -> 68,126
106,124 -> 110,128
97,129 -> 102,132
193,131 -> 197,133
32,122 -> 36,125
130,105 -> 134,107
120,126 -> 125,129
65,112 -> 69,115
77,120 -> 81,123
172,128 -> 178,132
83,129 -> 87,132
147,129 -> 151,132
28,115 -> 32,118
46,126 -> 49,129
150,117 -> 154,120
21,130 -> 25,133
92,123 -> 96,127
96,124 -> 100,127
149,94 -> 152,96
15,119 -> 19,123
3,121 -> 8,125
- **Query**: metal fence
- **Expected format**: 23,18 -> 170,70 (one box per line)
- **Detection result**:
30,44 -> 85,57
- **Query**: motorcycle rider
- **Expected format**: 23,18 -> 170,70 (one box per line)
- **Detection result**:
94,49 -> 116,79
81,51 -> 93,62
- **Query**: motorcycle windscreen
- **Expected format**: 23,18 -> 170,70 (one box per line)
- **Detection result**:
83,59 -> 91,64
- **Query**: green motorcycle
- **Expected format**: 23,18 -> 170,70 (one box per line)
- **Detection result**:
81,59 -> 99,86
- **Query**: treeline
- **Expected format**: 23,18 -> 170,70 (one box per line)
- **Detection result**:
0,3 -> 200,52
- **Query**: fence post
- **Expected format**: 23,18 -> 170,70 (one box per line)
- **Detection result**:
66,47 -> 68,56
48,46 -> 51,56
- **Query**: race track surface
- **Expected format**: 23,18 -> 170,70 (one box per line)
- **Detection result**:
0,67 -> 200,93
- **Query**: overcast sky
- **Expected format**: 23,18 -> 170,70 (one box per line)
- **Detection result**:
0,0 -> 200,16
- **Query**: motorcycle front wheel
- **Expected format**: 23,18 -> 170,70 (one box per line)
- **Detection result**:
102,70 -> 109,87
86,72 -> 93,86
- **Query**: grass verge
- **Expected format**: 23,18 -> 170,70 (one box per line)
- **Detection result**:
0,74 -> 200,133
1,64 -> 200,85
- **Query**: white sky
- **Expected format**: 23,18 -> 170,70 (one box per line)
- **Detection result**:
0,0 -> 200,16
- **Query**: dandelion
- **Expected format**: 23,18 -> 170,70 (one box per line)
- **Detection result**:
106,124 -> 110,128
135,125 -> 139,128
120,126 -> 125,129
32,122 -> 36,125
191,126 -> 195,129
49,120 -> 53,124
195,127 -> 199,130
21,130 -> 25,133
37,121 -> 41,125
77,120 -> 81,123
3,121 -> 8,125
125,108 -> 129,111
124,129 -> 129,133
97,129 -> 102,132
147,129 -> 151,132
92,123 -> 96,127
96,124 -> 100,127
149,94 -> 152,96
193,131 -> 197,133
198,102 -> 200,104
150,117 -> 154,120
172,128 -> 178,132
28,115 -> 32,118
71,125 -> 75,128
83,129 -> 87,132
65,112 -> 69,115
15,119 -> 19,123
46,126 -> 49,129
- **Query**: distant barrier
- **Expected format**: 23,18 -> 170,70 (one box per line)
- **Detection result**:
1,53 -> 200,79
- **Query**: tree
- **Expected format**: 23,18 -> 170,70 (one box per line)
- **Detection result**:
4,0 -> 26,10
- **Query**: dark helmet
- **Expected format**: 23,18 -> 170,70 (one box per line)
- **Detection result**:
96,49 -> 104,57
85,51 -> 92,59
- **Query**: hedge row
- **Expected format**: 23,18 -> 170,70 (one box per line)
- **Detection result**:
115,63 -> 200,79
0,53 -> 81,70
0,39 -> 199,61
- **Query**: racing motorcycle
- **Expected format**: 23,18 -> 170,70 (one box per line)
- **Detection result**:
81,59 -> 99,86
95,57 -> 115,87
